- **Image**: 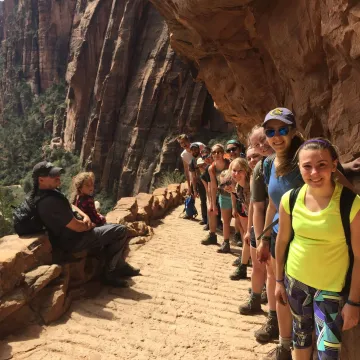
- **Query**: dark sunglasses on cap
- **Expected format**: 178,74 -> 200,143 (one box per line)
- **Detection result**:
226,146 -> 239,153
201,154 -> 210,160
219,179 -> 233,188
265,126 -> 291,138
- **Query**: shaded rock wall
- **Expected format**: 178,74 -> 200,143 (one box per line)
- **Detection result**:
0,0 -> 231,197
63,0 -> 231,198
150,0 -> 360,162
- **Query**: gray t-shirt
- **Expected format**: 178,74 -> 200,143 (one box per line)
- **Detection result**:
251,160 -> 267,202
37,191 -> 84,249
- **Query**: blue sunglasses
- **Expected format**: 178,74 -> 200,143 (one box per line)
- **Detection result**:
265,126 -> 290,138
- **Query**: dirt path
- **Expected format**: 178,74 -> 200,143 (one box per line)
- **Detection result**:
1,203 -> 275,360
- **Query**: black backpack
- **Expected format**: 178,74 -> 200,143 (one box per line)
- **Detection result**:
288,185 -> 357,296
13,190 -> 66,236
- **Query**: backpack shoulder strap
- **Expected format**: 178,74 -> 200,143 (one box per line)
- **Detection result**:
263,153 -> 276,185
289,187 -> 301,217
340,186 -> 356,246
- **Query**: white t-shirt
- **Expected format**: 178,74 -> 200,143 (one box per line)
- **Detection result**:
180,142 -> 205,164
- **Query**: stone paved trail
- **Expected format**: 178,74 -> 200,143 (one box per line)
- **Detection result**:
1,203 -> 275,360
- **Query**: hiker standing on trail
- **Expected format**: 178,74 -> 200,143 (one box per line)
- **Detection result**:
188,143 -> 208,225
201,144 -> 233,253
199,146 -> 222,232
275,138 -> 360,360
238,125 -> 274,317
176,134 -> 204,198
229,156 -> 253,280
225,139 -> 246,246
31,161 -> 140,289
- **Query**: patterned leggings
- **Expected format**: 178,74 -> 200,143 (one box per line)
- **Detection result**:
285,274 -> 343,360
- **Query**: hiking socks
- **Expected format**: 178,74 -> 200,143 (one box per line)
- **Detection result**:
279,336 -> 292,351
269,310 -> 277,318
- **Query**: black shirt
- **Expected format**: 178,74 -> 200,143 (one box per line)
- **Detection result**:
37,190 -> 84,250
201,166 -> 211,183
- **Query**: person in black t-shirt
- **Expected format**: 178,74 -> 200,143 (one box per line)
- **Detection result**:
188,143 -> 208,225
31,161 -> 140,288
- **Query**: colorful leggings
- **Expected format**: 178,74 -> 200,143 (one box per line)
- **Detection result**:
285,274 -> 343,360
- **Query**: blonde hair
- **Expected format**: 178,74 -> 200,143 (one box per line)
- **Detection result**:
219,169 -> 232,183
70,172 -> 95,204
247,124 -> 263,146
177,134 -> 189,142
229,157 -> 252,183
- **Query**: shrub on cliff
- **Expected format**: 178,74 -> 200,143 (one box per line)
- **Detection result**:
155,170 -> 185,189
0,81 -> 67,186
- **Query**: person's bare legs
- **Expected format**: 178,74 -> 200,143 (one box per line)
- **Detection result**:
201,209 -> 218,245
250,246 -> 266,294
293,348 -> 312,360
217,207 -> 232,253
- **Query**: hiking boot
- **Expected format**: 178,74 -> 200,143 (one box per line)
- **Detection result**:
217,240 -> 231,253
199,220 -> 206,225
234,232 -> 242,247
230,263 -> 247,280
262,345 -> 292,360
201,233 -> 218,245
255,315 -> 279,343
203,224 -> 209,231
102,272 -> 129,288
232,256 -> 242,266
116,262 -> 141,277
261,286 -> 268,304
239,293 -> 262,315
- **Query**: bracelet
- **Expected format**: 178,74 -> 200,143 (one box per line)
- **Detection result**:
261,236 -> 271,242
346,299 -> 360,307
276,279 -> 284,283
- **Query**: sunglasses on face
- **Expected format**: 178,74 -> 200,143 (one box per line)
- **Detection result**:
219,180 -> 233,188
212,151 -> 223,155
201,154 -> 210,160
226,147 -> 238,153
265,126 -> 290,138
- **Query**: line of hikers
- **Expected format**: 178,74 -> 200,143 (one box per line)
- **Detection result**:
176,107 -> 360,360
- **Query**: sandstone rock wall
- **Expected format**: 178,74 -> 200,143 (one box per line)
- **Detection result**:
0,182 -> 188,338
63,0 -> 231,198
150,0 -> 360,162
0,0 -> 231,197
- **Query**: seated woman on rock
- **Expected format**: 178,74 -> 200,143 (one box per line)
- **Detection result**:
275,138 -> 360,360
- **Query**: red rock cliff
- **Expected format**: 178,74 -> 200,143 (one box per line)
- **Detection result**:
150,0 -> 360,163
0,0 -> 231,196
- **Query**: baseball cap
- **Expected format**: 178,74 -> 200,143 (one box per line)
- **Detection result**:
262,107 -> 295,126
32,161 -> 64,178
197,157 -> 205,166
190,143 -> 200,149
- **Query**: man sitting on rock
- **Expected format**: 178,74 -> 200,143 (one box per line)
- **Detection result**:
31,161 -> 140,288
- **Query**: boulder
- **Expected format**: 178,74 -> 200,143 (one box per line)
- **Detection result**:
180,182 -> 189,197
136,193 -> 154,223
127,221 -> 151,238
106,210 -> 135,224
113,197 -> 138,218
153,187 -> 167,197
165,191 -> 174,209
170,191 -> 181,206
152,195 -> 168,219
167,183 -> 181,193
23,265 -> 62,298
0,288 -> 27,322
0,234 -> 52,297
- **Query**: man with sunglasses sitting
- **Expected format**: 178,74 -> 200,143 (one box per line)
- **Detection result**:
31,161 -> 140,288
177,134 -> 204,197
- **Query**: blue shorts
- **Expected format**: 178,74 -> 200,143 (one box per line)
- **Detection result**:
219,194 -> 232,209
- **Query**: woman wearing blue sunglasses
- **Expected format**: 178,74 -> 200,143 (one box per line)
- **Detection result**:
256,108 -> 305,360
